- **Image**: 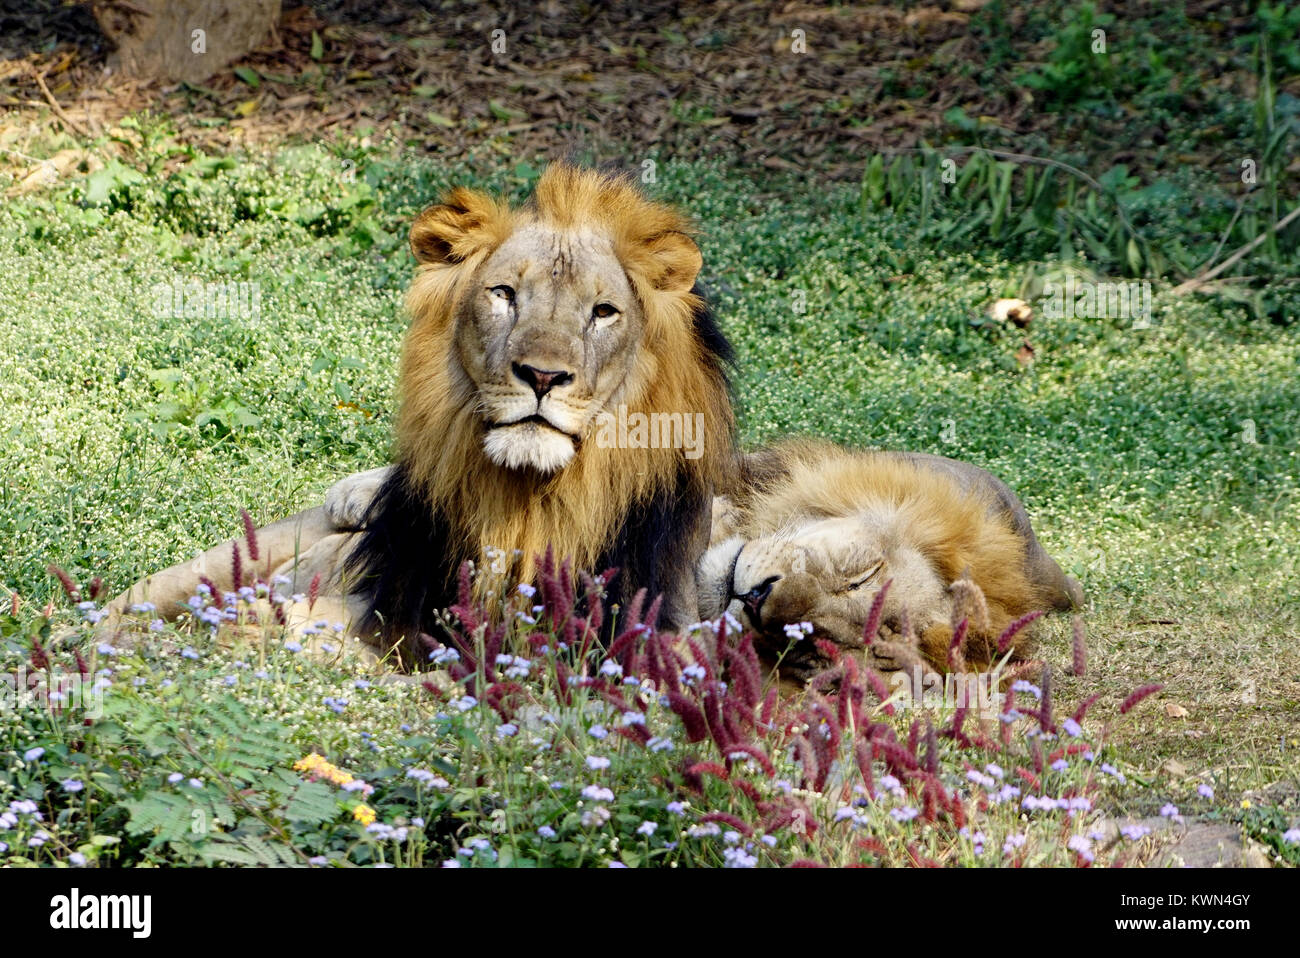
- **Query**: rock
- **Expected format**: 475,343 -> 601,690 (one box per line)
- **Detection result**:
989,297 -> 1033,327
91,0 -> 281,84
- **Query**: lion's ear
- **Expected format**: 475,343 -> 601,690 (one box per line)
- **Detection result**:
642,230 -> 703,292
409,187 -> 507,265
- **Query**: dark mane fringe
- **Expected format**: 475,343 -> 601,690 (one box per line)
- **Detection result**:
592,466 -> 708,632
690,286 -> 735,377
346,288 -> 734,667
344,465 -> 459,668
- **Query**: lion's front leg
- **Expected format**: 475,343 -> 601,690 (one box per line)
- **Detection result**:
101,506 -> 338,633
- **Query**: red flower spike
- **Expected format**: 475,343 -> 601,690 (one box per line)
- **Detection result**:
907,844 -> 940,868
793,736 -> 818,789
923,717 -> 939,774
947,617 -> 969,671
701,685 -> 729,751
700,811 -> 752,835
1120,683 -> 1165,715
231,541 -> 244,591
686,636 -> 715,683
875,737 -> 919,775
855,740 -> 874,795
997,610 -> 1043,654
687,762 -> 729,782
667,690 -> 709,742
241,508 -> 260,563
999,688 -> 1016,745
721,697 -> 753,743
856,837 -> 887,857
1071,616 -> 1087,676
950,794 -> 966,831
922,780 -> 939,822
864,666 -> 895,715
1071,692 -> 1103,724
615,724 -> 651,746
46,564 -> 79,602
813,638 -> 841,663
731,779 -> 763,803
948,703 -> 968,740
484,622 -> 505,673
308,571 -> 321,611
720,644 -> 759,711
735,634 -> 765,708
1038,664 -> 1055,734
728,738 -> 774,779
30,637 -> 50,671
554,661 -> 573,706
862,578 -> 892,644
606,626 -> 642,669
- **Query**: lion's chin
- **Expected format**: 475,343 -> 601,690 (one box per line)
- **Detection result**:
483,422 -> 577,473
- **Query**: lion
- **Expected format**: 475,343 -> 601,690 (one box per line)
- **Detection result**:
696,439 -> 1083,682
102,164 -> 735,667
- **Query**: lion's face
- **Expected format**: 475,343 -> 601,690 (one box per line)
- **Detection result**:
459,224 -> 645,473
716,514 -> 950,667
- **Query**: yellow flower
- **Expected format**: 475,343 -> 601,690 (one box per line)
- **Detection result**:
294,753 -> 355,787
1240,799 -> 1252,809
353,804 -> 377,826
294,753 -> 330,774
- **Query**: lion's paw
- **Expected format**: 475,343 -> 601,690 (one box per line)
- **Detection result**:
323,466 -> 394,530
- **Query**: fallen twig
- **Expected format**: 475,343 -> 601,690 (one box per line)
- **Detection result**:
29,65 -> 92,138
1171,203 -> 1300,296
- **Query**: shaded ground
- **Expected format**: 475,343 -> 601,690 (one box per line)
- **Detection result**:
3,1 -> 1295,184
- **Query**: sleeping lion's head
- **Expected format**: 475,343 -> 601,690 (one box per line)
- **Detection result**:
703,507 -> 953,678
728,515 -> 949,650
699,441 -> 1075,678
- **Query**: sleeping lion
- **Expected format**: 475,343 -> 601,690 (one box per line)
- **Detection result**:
696,439 -> 1083,681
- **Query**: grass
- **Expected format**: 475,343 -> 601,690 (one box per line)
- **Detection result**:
0,131 -> 1297,865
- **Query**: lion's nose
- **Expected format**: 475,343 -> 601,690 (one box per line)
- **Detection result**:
737,575 -> 780,623
513,363 -> 574,399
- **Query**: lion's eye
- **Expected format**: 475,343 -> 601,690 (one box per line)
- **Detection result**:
489,285 -> 515,303
591,302 -> 619,324
845,559 -> 884,591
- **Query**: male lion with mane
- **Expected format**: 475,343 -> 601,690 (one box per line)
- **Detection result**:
696,439 -> 1083,683
104,164 -> 735,666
